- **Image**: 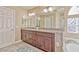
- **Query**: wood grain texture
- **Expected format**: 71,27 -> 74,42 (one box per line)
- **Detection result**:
21,30 -> 55,52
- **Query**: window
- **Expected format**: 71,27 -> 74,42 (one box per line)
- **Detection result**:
67,17 -> 79,33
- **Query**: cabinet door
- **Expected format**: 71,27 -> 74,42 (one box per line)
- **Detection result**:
21,30 -> 26,42
40,37 -> 45,50
44,37 -> 52,52
32,32 -> 37,46
36,36 -> 44,50
26,31 -> 33,44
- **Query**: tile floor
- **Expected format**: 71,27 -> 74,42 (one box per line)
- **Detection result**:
0,41 -> 43,52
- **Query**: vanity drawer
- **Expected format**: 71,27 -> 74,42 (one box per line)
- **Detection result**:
36,32 -> 53,38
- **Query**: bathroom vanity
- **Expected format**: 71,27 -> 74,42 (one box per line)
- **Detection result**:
21,28 -> 63,52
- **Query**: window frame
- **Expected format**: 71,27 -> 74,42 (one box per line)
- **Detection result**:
67,16 -> 79,33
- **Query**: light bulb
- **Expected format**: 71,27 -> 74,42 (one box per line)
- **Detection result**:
28,13 -> 32,16
43,8 -> 48,13
48,7 -> 53,12
31,13 -> 35,16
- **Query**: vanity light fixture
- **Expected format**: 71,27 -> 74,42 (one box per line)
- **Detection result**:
28,13 -> 36,16
43,7 -> 53,13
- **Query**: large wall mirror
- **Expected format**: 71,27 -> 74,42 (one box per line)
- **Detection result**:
22,15 -> 41,28
22,15 -> 27,27
44,16 -> 53,29
22,14 -> 64,29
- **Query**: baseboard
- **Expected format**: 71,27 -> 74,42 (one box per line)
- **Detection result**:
0,40 -> 22,49
15,40 -> 22,43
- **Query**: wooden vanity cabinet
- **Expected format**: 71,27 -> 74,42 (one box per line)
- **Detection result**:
21,30 -> 31,43
21,30 -> 55,52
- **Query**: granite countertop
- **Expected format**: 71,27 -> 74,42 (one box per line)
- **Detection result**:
21,27 -> 63,33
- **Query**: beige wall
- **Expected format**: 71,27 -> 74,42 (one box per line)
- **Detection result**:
6,6 -> 27,41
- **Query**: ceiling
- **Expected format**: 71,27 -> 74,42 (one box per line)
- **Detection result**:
12,6 -> 69,16
15,6 -> 71,16
18,6 -> 37,10
26,6 -> 66,16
